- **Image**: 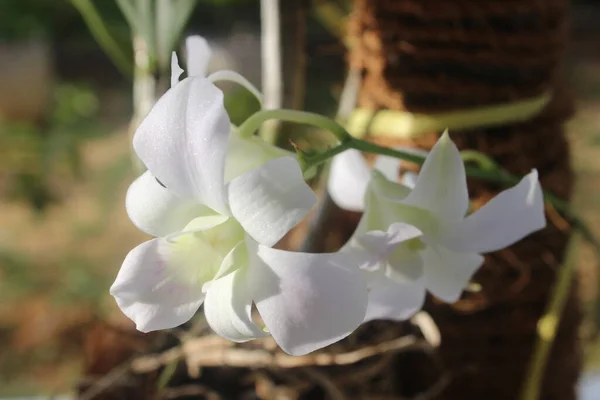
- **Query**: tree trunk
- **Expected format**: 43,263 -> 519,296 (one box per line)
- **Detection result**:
334,0 -> 582,398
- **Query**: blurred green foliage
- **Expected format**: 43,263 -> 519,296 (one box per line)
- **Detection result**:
0,0 -> 127,41
0,0 -> 66,40
0,83 -> 99,210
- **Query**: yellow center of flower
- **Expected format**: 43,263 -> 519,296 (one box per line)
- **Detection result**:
168,216 -> 245,288
406,237 -> 426,252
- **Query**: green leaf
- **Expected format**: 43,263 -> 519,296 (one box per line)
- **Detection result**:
70,0 -> 133,76
115,0 -> 139,32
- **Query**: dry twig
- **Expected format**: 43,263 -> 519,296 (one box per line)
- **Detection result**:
132,334 -> 431,374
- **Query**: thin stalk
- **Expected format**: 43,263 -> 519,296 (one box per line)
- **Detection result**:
299,68 -> 362,253
259,0 -> 283,144
519,233 -> 579,400
238,109 -> 351,142
129,34 -> 157,173
290,1 -> 307,112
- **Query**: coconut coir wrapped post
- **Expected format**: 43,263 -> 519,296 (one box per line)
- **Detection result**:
325,0 -> 581,398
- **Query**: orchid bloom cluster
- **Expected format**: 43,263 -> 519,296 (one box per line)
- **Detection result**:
111,36 -> 547,356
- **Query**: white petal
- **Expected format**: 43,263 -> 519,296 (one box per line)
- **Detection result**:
110,239 -> 205,332
165,214 -> 230,240
208,239 -> 249,289
171,52 -> 184,87
403,132 -> 469,220
422,246 -> 484,303
373,146 -> 429,184
349,223 -> 422,269
364,274 -> 426,322
327,149 -> 371,212
126,171 -> 206,237
437,170 -> 546,253
386,244 -> 425,284
224,133 -> 293,182
249,241 -> 368,355
373,155 -> 400,182
204,266 -> 268,342
357,223 -> 422,251
367,171 -> 437,234
133,77 -> 230,214
208,70 -> 263,105
228,156 -> 316,246
185,35 -> 212,77
370,170 -> 411,202
402,171 -> 418,189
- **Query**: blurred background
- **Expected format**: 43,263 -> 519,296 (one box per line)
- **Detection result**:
1,0 -> 600,398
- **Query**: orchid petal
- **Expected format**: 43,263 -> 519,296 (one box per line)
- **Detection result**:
422,246 -> 484,303
228,156 -> 316,247
249,240 -> 368,355
209,239 -> 249,287
126,171 -> 207,237
368,171 -> 437,234
403,171 -> 418,189
352,223 -> 422,266
364,274 -> 426,322
185,35 -> 212,77
370,170 -> 411,202
328,149 -> 371,212
438,170 -> 546,253
204,266 -> 268,342
165,214 -> 230,240
171,52 -> 184,87
208,70 -> 263,105
374,146 -> 428,184
342,223 -> 422,283
224,133 -> 293,182
373,155 -> 400,183
386,244 -> 425,284
133,77 -> 230,214
110,239 -> 205,332
403,132 -> 469,220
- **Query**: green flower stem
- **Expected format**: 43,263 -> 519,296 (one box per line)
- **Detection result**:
460,150 -> 499,171
297,141 -> 354,171
238,109 -> 352,142
519,232 -> 578,400
350,139 -> 426,165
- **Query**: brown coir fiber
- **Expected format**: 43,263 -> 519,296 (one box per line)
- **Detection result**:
358,0 -> 568,24
349,0 -> 570,113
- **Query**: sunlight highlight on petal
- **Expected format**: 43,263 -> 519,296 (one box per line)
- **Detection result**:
228,157 -> 316,247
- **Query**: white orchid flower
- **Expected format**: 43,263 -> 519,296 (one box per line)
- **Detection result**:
333,132 -> 546,321
112,69 -> 368,355
173,35 -> 296,182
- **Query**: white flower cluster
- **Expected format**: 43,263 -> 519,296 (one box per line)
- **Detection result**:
111,37 -> 546,356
